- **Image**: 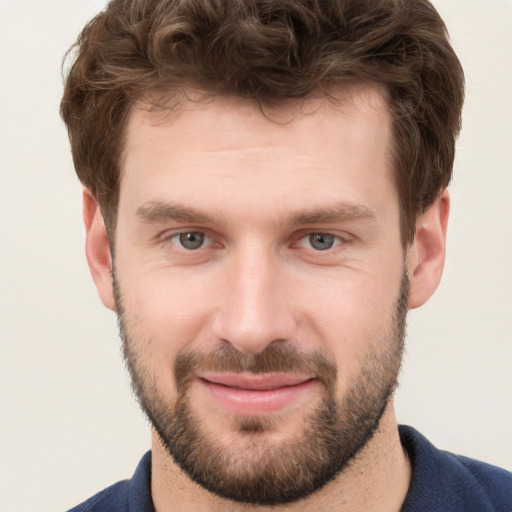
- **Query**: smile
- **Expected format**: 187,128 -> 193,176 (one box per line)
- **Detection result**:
197,373 -> 318,415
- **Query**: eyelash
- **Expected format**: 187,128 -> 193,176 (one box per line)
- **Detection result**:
293,232 -> 346,251
163,230 -> 349,253
167,231 -> 214,251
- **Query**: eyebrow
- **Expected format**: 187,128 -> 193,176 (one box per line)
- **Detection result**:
135,200 -> 376,227
283,204 -> 376,226
135,201 -> 223,224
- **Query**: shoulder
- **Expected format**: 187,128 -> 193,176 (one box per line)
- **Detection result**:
399,425 -> 512,512
67,480 -> 130,512
66,451 -> 153,512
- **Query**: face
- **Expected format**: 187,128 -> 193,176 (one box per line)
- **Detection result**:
113,87 -> 408,505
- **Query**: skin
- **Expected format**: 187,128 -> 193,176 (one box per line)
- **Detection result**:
84,85 -> 449,511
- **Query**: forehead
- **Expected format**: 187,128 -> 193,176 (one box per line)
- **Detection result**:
120,85 -> 396,224
127,84 -> 390,148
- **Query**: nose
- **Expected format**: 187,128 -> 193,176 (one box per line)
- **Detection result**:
211,244 -> 297,354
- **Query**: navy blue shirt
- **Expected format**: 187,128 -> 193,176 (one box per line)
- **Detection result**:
68,426 -> 512,511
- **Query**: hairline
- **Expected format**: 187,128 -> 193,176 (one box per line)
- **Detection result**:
104,81 -> 415,246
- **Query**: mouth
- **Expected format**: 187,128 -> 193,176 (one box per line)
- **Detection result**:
196,372 -> 318,415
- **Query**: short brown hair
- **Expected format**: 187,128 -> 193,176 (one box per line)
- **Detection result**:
60,0 -> 464,243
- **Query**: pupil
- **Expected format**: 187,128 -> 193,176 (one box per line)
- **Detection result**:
310,233 -> 334,250
179,232 -> 204,250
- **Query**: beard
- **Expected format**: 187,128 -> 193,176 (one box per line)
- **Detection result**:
114,270 -> 409,506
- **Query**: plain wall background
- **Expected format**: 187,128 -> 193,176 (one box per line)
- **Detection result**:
1,1 -> 511,510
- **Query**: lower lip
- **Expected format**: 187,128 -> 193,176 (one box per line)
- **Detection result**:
198,378 -> 317,415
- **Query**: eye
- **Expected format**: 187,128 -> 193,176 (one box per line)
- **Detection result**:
308,233 -> 336,250
297,232 -> 343,251
171,231 -> 208,250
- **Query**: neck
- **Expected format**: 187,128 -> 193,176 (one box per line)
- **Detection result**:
151,399 -> 410,512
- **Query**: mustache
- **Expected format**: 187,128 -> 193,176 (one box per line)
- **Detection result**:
174,344 -> 337,393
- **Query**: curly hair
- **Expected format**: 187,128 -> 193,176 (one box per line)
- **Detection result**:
60,0 -> 464,243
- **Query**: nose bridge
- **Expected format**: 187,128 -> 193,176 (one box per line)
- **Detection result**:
213,241 -> 295,354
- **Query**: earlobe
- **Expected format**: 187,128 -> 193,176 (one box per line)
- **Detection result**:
83,190 -> 116,311
407,190 -> 450,309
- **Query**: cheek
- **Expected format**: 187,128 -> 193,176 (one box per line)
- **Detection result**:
292,266 -> 402,380
118,268 -> 217,370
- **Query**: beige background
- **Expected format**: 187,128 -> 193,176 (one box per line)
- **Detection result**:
1,1 -> 511,511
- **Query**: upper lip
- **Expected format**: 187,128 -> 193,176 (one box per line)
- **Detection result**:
198,373 -> 314,391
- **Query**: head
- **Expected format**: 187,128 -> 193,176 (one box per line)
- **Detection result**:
62,0 -> 463,506
61,0 -> 464,245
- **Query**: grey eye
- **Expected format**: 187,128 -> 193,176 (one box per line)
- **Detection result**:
178,232 -> 205,250
309,233 -> 335,251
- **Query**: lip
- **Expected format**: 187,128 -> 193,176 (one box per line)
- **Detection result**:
197,373 -> 317,415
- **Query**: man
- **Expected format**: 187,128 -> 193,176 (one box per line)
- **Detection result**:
61,0 -> 512,510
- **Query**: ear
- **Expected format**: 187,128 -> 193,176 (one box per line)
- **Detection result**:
407,189 -> 450,309
83,190 -> 116,311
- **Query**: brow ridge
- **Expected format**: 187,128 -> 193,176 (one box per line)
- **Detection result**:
135,200 -> 376,227
284,204 -> 376,226
135,201 -> 219,224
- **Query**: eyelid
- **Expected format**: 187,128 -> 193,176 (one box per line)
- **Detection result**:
175,231 -> 210,248
292,230 -> 350,250
157,228 -> 351,251
160,229 -> 213,248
